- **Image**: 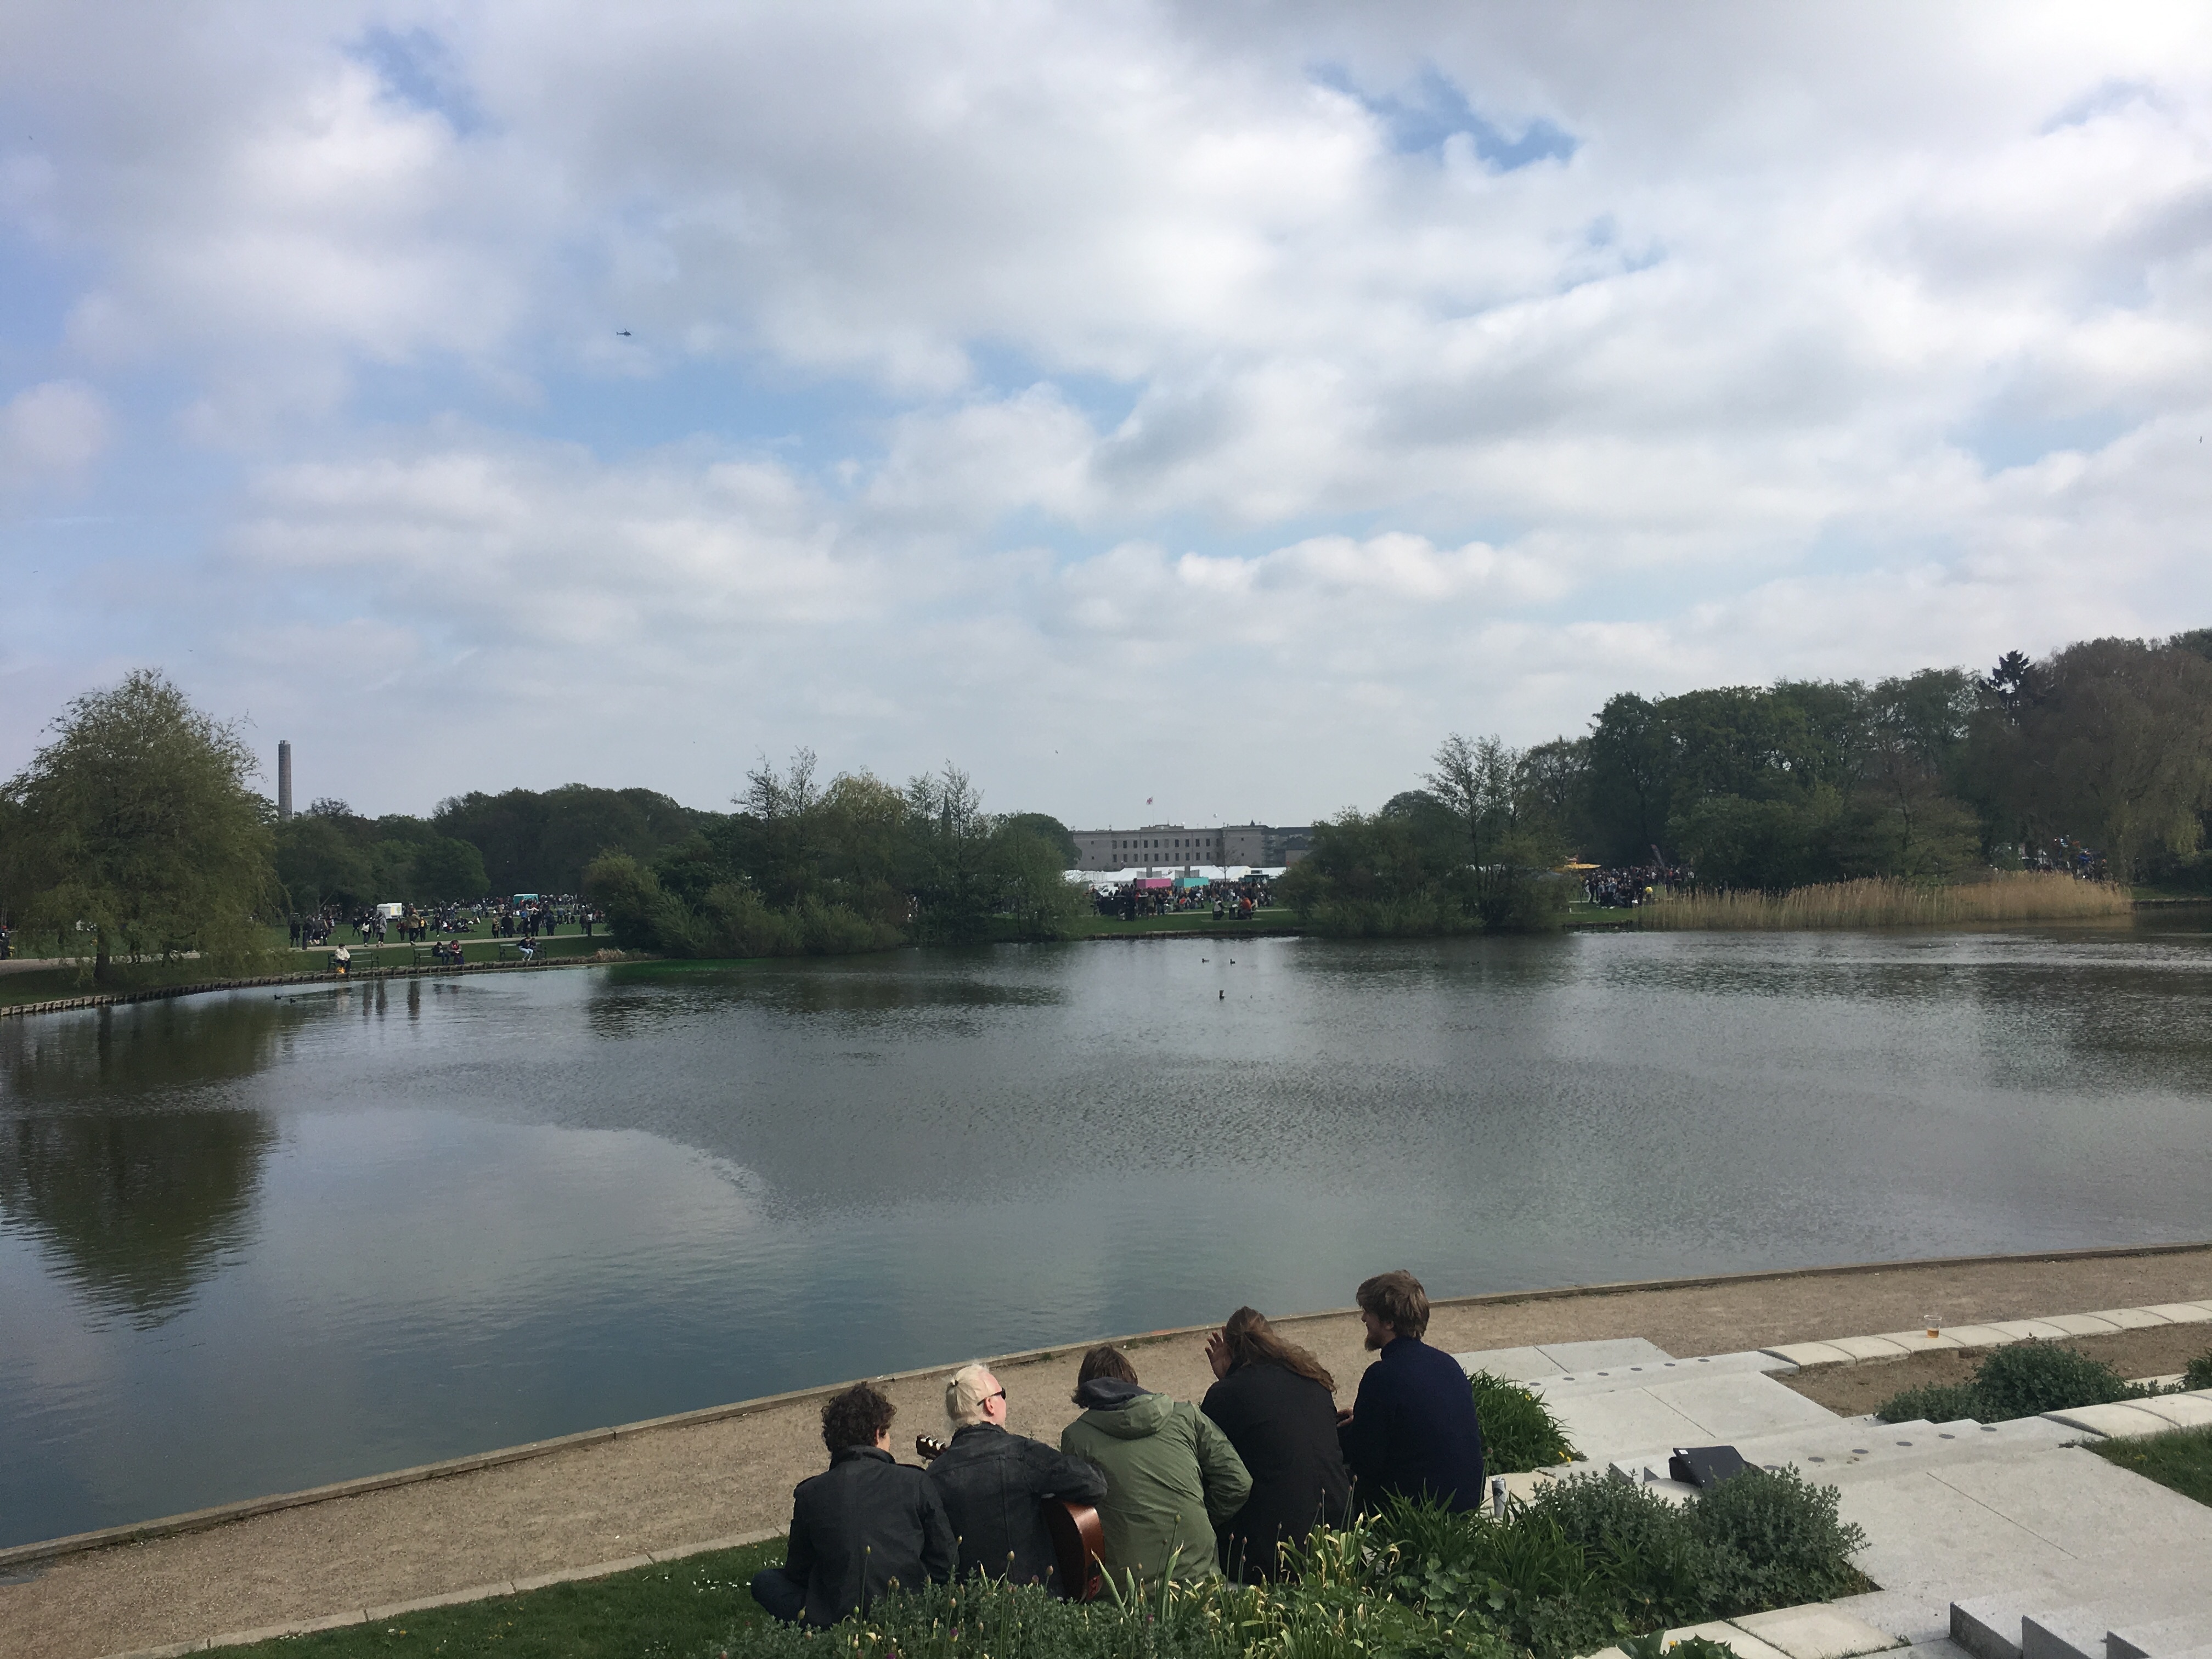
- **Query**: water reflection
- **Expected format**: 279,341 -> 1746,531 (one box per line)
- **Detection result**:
0,1109 -> 271,1327
3,926 -> 2210,1550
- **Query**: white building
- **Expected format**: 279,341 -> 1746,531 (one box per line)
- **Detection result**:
1068,822 -> 1311,872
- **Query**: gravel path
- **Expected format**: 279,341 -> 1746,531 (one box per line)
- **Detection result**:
5,1244 -> 2207,1659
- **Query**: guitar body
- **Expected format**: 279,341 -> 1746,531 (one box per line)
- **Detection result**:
1043,1497 -> 1105,1602
917,1435 -> 1105,1601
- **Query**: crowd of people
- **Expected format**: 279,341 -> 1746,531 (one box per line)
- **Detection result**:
1579,863 -> 1690,907
1092,876 -> 1276,920
285,896 -> 600,957
747,1269 -> 1486,1627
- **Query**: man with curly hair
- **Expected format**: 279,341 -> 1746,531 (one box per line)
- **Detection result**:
749,1382 -> 956,1625
1337,1270 -> 1485,1512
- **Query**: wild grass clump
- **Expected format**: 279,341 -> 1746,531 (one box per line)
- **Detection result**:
1637,872 -> 2130,931
1468,1370 -> 1578,1474
1875,1339 -> 2149,1424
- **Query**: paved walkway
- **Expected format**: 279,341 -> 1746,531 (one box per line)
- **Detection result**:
4,1245 -> 2208,1659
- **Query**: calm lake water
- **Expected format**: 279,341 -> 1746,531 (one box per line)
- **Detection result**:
5,923 -> 2211,1548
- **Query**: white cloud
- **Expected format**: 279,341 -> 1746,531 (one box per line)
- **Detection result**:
0,381 -> 109,489
5,2 -> 2212,819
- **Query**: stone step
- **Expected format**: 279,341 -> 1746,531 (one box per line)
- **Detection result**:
1606,1413 -> 2076,1492
2108,1616 -> 2212,1659
1528,1349 -> 1797,1400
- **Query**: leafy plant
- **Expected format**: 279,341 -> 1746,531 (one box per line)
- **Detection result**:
1684,1467 -> 1868,1609
1973,1341 -> 2140,1421
2183,1349 -> 2212,1391
1469,1371 -> 1578,1473
1871,1381 -> 1983,1424
1527,1471 -> 1715,1627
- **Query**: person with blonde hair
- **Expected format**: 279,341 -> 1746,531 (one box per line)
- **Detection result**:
926,1362 -> 1107,1590
1200,1307 -> 1351,1580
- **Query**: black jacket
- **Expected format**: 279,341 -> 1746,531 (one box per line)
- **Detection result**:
783,1446 -> 957,1626
925,1422 -> 1109,1588
1337,1336 -> 1486,1513
1200,1360 -> 1351,1581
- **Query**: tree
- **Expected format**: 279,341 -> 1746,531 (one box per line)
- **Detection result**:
2,670 -> 278,980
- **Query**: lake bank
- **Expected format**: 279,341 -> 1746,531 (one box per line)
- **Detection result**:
5,1241 -> 2207,1659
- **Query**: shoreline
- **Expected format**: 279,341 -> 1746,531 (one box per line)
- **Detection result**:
5,1235 -> 2205,1572
8,1239 -> 2207,1659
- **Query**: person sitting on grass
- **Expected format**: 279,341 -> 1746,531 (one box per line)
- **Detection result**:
927,1362 -> 1108,1591
1336,1269 -> 1485,1513
750,1382 -> 956,1627
1059,1345 -> 1250,1585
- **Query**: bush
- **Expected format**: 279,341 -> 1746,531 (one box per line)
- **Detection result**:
1684,1466 -> 1867,1610
1973,1341 -> 2139,1421
1875,1340 -> 2155,1425
1872,1381 -> 1984,1424
1469,1372 -> 1577,1474
2183,1349 -> 2212,1391
1525,1472 -> 1715,1628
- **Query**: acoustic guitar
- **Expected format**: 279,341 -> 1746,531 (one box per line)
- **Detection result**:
915,1433 -> 1105,1602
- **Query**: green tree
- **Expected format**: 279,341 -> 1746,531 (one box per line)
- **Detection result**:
1,670 -> 278,981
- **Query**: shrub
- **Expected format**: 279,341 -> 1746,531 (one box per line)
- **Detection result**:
1469,1371 -> 1578,1473
1526,1471 -> 1715,1628
1973,1341 -> 2139,1421
2184,1349 -> 2212,1391
1684,1467 -> 1867,1610
1872,1381 -> 1984,1425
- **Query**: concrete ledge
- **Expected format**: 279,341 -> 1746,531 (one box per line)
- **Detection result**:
0,955 -> 616,1022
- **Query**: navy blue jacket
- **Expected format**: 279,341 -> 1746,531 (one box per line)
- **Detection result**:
1337,1336 -> 1485,1512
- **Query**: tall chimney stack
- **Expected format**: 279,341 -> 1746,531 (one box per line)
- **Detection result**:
278,741 -> 293,821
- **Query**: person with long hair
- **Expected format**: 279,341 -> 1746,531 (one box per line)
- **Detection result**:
1199,1307 -> 1352,1580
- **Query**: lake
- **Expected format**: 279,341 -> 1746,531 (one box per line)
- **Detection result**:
4,922 -> 2210,1548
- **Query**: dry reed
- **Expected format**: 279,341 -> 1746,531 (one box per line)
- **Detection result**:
1635,872 -> 2133,931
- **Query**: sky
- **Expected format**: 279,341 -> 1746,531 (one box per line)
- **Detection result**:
5,3 -> 2212,828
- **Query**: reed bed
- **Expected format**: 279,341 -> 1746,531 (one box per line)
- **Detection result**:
1637,871 -> 2132,930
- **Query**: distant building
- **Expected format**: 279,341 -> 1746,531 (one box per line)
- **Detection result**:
278,741 -> 293,821
1069,822 -> 1312,872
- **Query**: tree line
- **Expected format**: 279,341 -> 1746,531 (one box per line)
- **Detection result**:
1285,630 -> 2212,937
580,751 -> 1086,956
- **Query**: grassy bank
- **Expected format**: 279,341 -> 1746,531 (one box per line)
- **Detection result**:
1637,872 -> 2131,930
201,1539 -> 783,1659
2089,1424 -> 2212,1508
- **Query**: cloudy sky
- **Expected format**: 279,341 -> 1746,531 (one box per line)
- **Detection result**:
5,3 -> 2211,826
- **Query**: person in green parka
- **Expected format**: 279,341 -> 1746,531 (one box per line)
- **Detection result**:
1059,1344 -> 1251,1585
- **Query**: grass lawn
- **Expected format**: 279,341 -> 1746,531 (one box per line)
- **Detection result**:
204,1539 -> 783,1659
2088,1424 -> 2212,1508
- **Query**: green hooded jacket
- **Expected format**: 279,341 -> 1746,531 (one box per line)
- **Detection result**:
1060,1382 -> 1252,1584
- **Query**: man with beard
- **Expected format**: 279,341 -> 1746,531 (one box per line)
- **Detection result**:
1335,1270 -> 1485,1512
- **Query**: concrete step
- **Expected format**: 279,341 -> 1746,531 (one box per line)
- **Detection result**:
1606,1413 -> 2076,1492
1527,1349 -> 1797,1400
2108,1616 -> 2212,1659
1952,1598 -> 2212,1659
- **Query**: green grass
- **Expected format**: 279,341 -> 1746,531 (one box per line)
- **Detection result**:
2088,1424 -> 2212,1508
202,1539 -> 783,1659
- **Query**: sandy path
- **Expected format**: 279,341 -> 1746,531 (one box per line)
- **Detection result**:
4,1244 -> 2207,1659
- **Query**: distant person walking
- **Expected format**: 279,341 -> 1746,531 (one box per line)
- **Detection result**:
1336,1271 -> 1485,1513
